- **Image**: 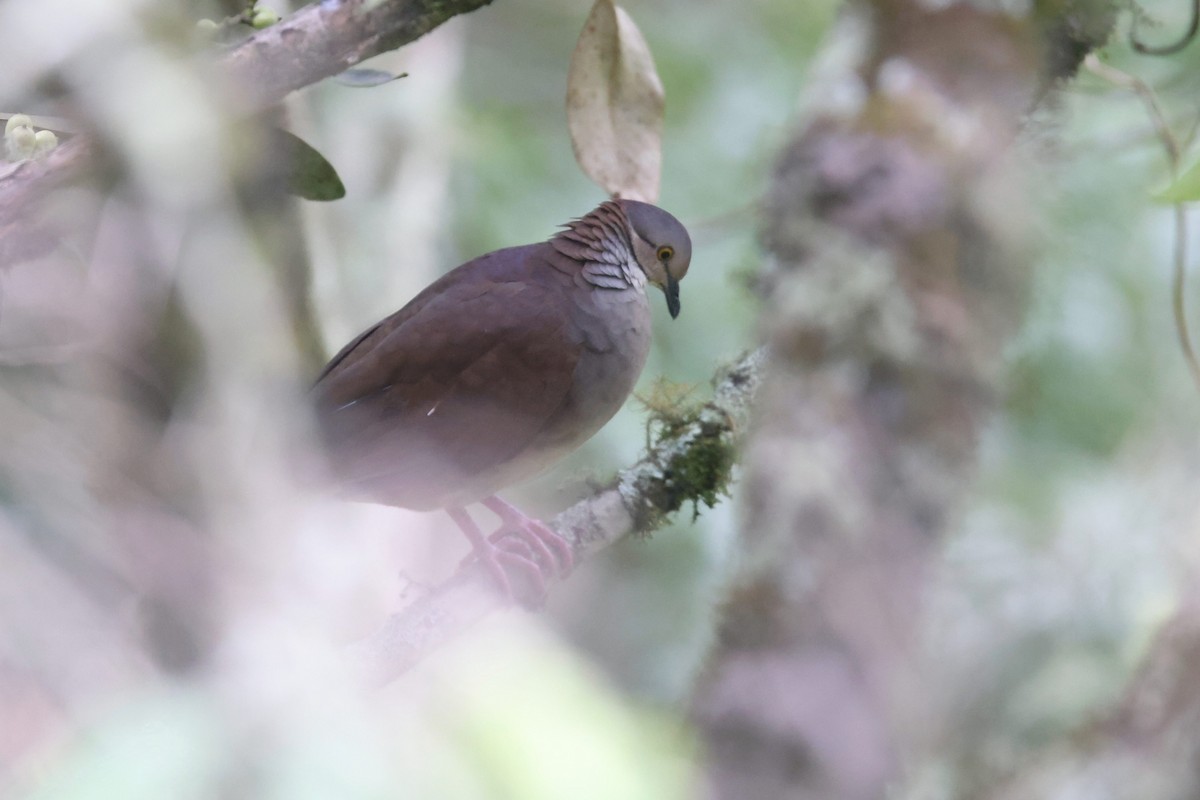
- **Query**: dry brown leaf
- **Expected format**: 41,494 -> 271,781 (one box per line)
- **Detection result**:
566,0 -> 664,203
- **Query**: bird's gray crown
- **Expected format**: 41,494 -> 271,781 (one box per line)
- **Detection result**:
619,200 -> 693,277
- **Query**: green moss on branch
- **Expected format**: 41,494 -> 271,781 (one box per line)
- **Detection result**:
617,350 -> 761,535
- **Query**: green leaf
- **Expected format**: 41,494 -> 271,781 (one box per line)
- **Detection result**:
332,68 -> 408,88
273,128 -> 345,201
1155,158 -> 1200,203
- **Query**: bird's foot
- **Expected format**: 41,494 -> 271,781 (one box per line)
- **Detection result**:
447,507 -> 551,608
482,496 -> 574,578
475,540 -> 551,608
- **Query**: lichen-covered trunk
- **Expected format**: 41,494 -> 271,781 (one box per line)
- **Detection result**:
690,1 -> 1112,797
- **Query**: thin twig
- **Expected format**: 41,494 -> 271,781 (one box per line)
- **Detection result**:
1084,54 -> 1200,394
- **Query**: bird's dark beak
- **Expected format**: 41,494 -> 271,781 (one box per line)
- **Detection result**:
665,274 -> 680,319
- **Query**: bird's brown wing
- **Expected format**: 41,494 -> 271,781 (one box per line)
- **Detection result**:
313,257 -> 581,509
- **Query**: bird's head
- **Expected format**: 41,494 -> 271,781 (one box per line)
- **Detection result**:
619,200 -> 692,319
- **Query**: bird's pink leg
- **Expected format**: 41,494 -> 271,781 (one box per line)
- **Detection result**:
481,496 -> 574,578
447,507 -> 546,605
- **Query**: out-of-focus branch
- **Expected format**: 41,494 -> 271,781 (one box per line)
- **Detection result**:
349,349 -> 764,687
0,135 -> 93,231
978,587 -> 1200,800
1088,587 -> 1200,779
218,0 -> 494,110
0,0 -> 495,230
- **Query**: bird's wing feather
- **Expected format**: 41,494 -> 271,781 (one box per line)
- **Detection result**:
313,252 -> 581,506
315,321 -> 382,385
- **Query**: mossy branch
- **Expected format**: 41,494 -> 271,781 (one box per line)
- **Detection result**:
349,348 -> 764,686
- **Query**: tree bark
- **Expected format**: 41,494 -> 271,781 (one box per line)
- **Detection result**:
689,2 -> 1114,797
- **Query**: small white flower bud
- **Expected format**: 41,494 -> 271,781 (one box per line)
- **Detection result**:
6,124 -> 36,161
33,129 -> 58,157
5,114 -> 32,137
250,8 -> 279,28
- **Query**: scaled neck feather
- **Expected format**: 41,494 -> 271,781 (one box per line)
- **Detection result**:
550,201 -> 645,291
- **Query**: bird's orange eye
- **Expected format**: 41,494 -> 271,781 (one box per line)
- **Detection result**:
657,245 -> 674,262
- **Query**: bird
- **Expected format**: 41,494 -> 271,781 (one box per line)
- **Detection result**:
312,199 -> 692,603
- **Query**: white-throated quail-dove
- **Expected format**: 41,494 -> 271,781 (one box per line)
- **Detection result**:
313,199 -> 692,603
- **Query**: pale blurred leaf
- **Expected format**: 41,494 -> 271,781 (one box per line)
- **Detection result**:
332,68 -> 408,88
1155,157 -> 1200,203
273,128 -> 346,201
566,0 -> 664,203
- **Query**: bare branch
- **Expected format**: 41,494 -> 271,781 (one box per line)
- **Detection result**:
349,349 -> 764,686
